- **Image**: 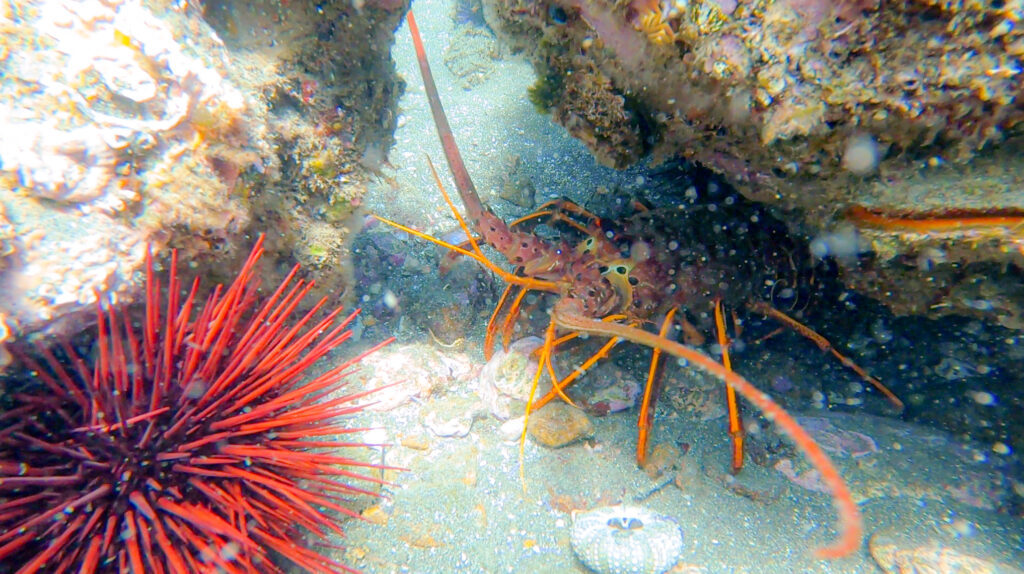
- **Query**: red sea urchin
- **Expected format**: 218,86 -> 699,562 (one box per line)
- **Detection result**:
0,235 -> 394,573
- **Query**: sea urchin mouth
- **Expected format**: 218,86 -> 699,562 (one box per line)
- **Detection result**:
0,235 -> 395,574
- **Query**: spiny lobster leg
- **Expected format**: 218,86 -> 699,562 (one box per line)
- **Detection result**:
528,315 -> 629,412
636,308 -> 676,466
552,298 -> 863,559
746,300 -> 904,411
508,199 -> 604,238
715,299 -> 745,475
535,337 -> 618,411
483,278 -> 545,361
517,317 -> 558,490
485,283 -> 518,361
500,282 -> 531,352
510,199 -> 625,262
538,198 -> 605,228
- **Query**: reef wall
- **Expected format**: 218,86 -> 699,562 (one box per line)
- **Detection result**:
481,0 -> 1024,328
0,0 -> 408,365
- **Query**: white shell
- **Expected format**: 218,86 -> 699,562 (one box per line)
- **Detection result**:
571,505 -> 684,574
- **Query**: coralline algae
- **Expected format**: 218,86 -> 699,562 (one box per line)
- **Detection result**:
571,505 -> 684,574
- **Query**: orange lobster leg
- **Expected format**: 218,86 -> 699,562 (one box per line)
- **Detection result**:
530,333 -> 621,412
747,301 -> 904,410
483,278 -> 537,361
485,283 -> 518,360
536,198 -> 605,227
518,318 -> 557,489
509,199 -> 605,233
636,308 -> 677,465
715,300 -> 744,474
508,209 -> 556,228
846,204 -> 1024,234
500,285 -> 532,351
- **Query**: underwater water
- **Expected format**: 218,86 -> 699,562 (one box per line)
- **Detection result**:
1,0 -> 1022,573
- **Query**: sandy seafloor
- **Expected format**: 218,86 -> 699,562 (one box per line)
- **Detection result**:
328,0 -> 1024,572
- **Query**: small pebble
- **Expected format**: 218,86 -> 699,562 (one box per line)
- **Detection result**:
527,403 -> 594,447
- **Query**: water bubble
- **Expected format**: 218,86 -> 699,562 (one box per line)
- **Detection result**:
220,542 -> 241,561
871,319 -> 894,344
630,241 -> 652,262
809,226 -> 860,262
968,390 -> 996,406
809,237 -> 829,258
185,379 -> 207,399
916,247 -> 947,271
842,134 -> 879,174
965,299 -> 994,311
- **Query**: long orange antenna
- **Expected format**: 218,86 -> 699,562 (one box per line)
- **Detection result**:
406,11 -> 486,224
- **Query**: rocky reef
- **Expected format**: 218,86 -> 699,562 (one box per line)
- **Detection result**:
0,0 -> 407,365
480,0 -> 1024,327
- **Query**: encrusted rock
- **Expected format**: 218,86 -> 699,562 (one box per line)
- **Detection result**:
0,0 -> 408,364
483,0 -> 1024,326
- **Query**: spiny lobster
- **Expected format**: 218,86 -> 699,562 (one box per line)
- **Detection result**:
374,10 -> 886,559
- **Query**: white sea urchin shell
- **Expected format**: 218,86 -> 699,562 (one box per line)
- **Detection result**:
570,505 -> 684,574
